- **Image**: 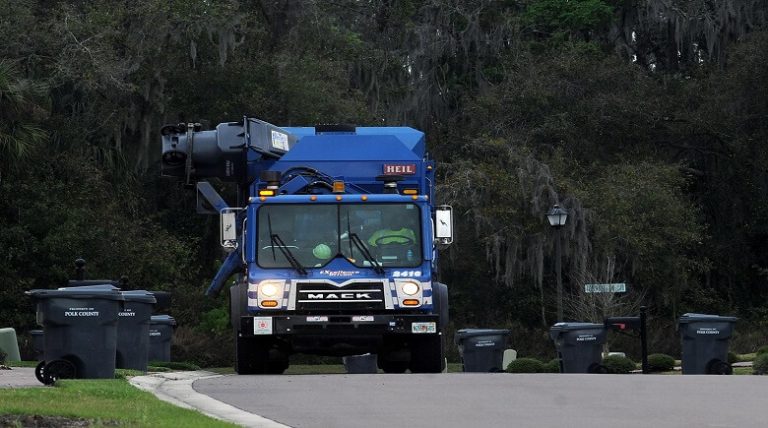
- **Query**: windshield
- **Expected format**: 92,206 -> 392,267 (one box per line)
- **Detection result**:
257,203 -> 422,269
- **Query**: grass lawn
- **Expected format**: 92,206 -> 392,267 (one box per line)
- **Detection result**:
0,378 -> 236,427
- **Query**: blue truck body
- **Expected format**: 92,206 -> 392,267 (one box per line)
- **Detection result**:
161,118 -> 451,374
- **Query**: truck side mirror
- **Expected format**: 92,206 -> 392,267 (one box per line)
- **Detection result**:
220,208 -> 242,251
435,205 -> 454,245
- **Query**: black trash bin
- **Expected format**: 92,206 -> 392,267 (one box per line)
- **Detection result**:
549,323 -> 607,373
116,290 -> 157,371
30,329 -> 44,361
148,290 -> 172,313
149,315 -> 176,362
26,287 -> 124,384
679,313 -> 738,375
455,329 -> 511,372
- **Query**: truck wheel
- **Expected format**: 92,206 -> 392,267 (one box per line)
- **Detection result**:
235,336 -> 288,375
229,282 -> 248,333
379,337 -> 410,373
409,334 -> 445,373
433,282 -> 449,330
378,358 -> 409,374
235,336 -> 257,374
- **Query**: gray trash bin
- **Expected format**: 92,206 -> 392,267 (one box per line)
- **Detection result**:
30,329 -> 44,361
149,315 -> 176,362
116,290 -> 157,371
549,322 -> 607,373
679,313 -> 737,375
455,329 -> 511,372
26,287 -> 124,383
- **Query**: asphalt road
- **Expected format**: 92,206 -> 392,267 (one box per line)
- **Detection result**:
194,373 -> 767,428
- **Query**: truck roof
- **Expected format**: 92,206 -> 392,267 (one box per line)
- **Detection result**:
281,127 -> 425,160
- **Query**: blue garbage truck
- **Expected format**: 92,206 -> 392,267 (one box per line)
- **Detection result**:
160,118 -> 453,374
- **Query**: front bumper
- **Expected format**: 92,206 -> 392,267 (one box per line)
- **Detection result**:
240,314 -> 439,337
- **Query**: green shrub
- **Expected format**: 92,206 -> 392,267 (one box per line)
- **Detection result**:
756,345 -> 768,356
170,326 -> 233,368
602,355 -> 636,374
727,351 -> 739,364
647,353 -> 675,372
505,358 -> 544,373
541,359 -> 560,373
0,350 -> 6,365
753,354 -> 768,375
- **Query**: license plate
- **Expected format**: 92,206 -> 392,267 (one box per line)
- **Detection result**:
254,317 -> 273,335
411,322 -> 437,334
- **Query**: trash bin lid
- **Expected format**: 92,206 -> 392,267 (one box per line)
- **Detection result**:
122,290 -> 158,304
679,313 -> 737,323
550,322 -> 605,332
150,315 -> 177,326
68,279 -> 121,287
455,328 -> 511,340
59,284 -> 120,291
26,288 -> 125,301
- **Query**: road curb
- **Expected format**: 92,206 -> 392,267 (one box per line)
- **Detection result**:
129,371 -> 289,428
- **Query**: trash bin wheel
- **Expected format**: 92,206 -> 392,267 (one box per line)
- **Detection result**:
588,363 -> 608,374
35,361 -> 47,384
706,359 -> 732,375
43,359 -> 77,385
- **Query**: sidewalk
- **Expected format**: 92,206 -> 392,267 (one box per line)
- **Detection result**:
0,367 -> 42,388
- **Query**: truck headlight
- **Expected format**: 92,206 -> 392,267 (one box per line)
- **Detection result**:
261,282 -> 280,297
250,280 -> 286,309
401,281 -> 420,296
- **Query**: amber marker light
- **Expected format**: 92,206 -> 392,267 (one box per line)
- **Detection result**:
411,195 -> 418,200
402,299 -> 420,306
332,181 -> 345,193
259,196 -> 267,202
259,189 -> 275,196
403,189 -> 418,195
361,195 -> 368,201
310,195 -> 317,201
336,195 -> 343,201
261,300 -> 279,307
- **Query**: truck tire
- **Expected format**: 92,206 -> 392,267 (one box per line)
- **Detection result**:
236,335 -> 289,375
229,282 -> 248,333
378,337 -> 410,373
433,282 -> 449,330
409,333 -> 445,373
409,282 -> 448,373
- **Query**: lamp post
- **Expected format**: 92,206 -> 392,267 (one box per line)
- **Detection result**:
547,204 -> 568,322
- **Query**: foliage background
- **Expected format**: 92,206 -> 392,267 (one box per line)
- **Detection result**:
2,0 -> 768,362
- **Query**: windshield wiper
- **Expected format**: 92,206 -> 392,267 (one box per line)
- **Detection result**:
270,233 -> 307,275
349,233 -> 384,275
266,213 -> 307,275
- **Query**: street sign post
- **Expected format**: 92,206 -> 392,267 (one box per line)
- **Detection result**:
584,283 -> 627,293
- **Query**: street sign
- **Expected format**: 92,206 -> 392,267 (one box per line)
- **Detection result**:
585,283 -> 627,293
